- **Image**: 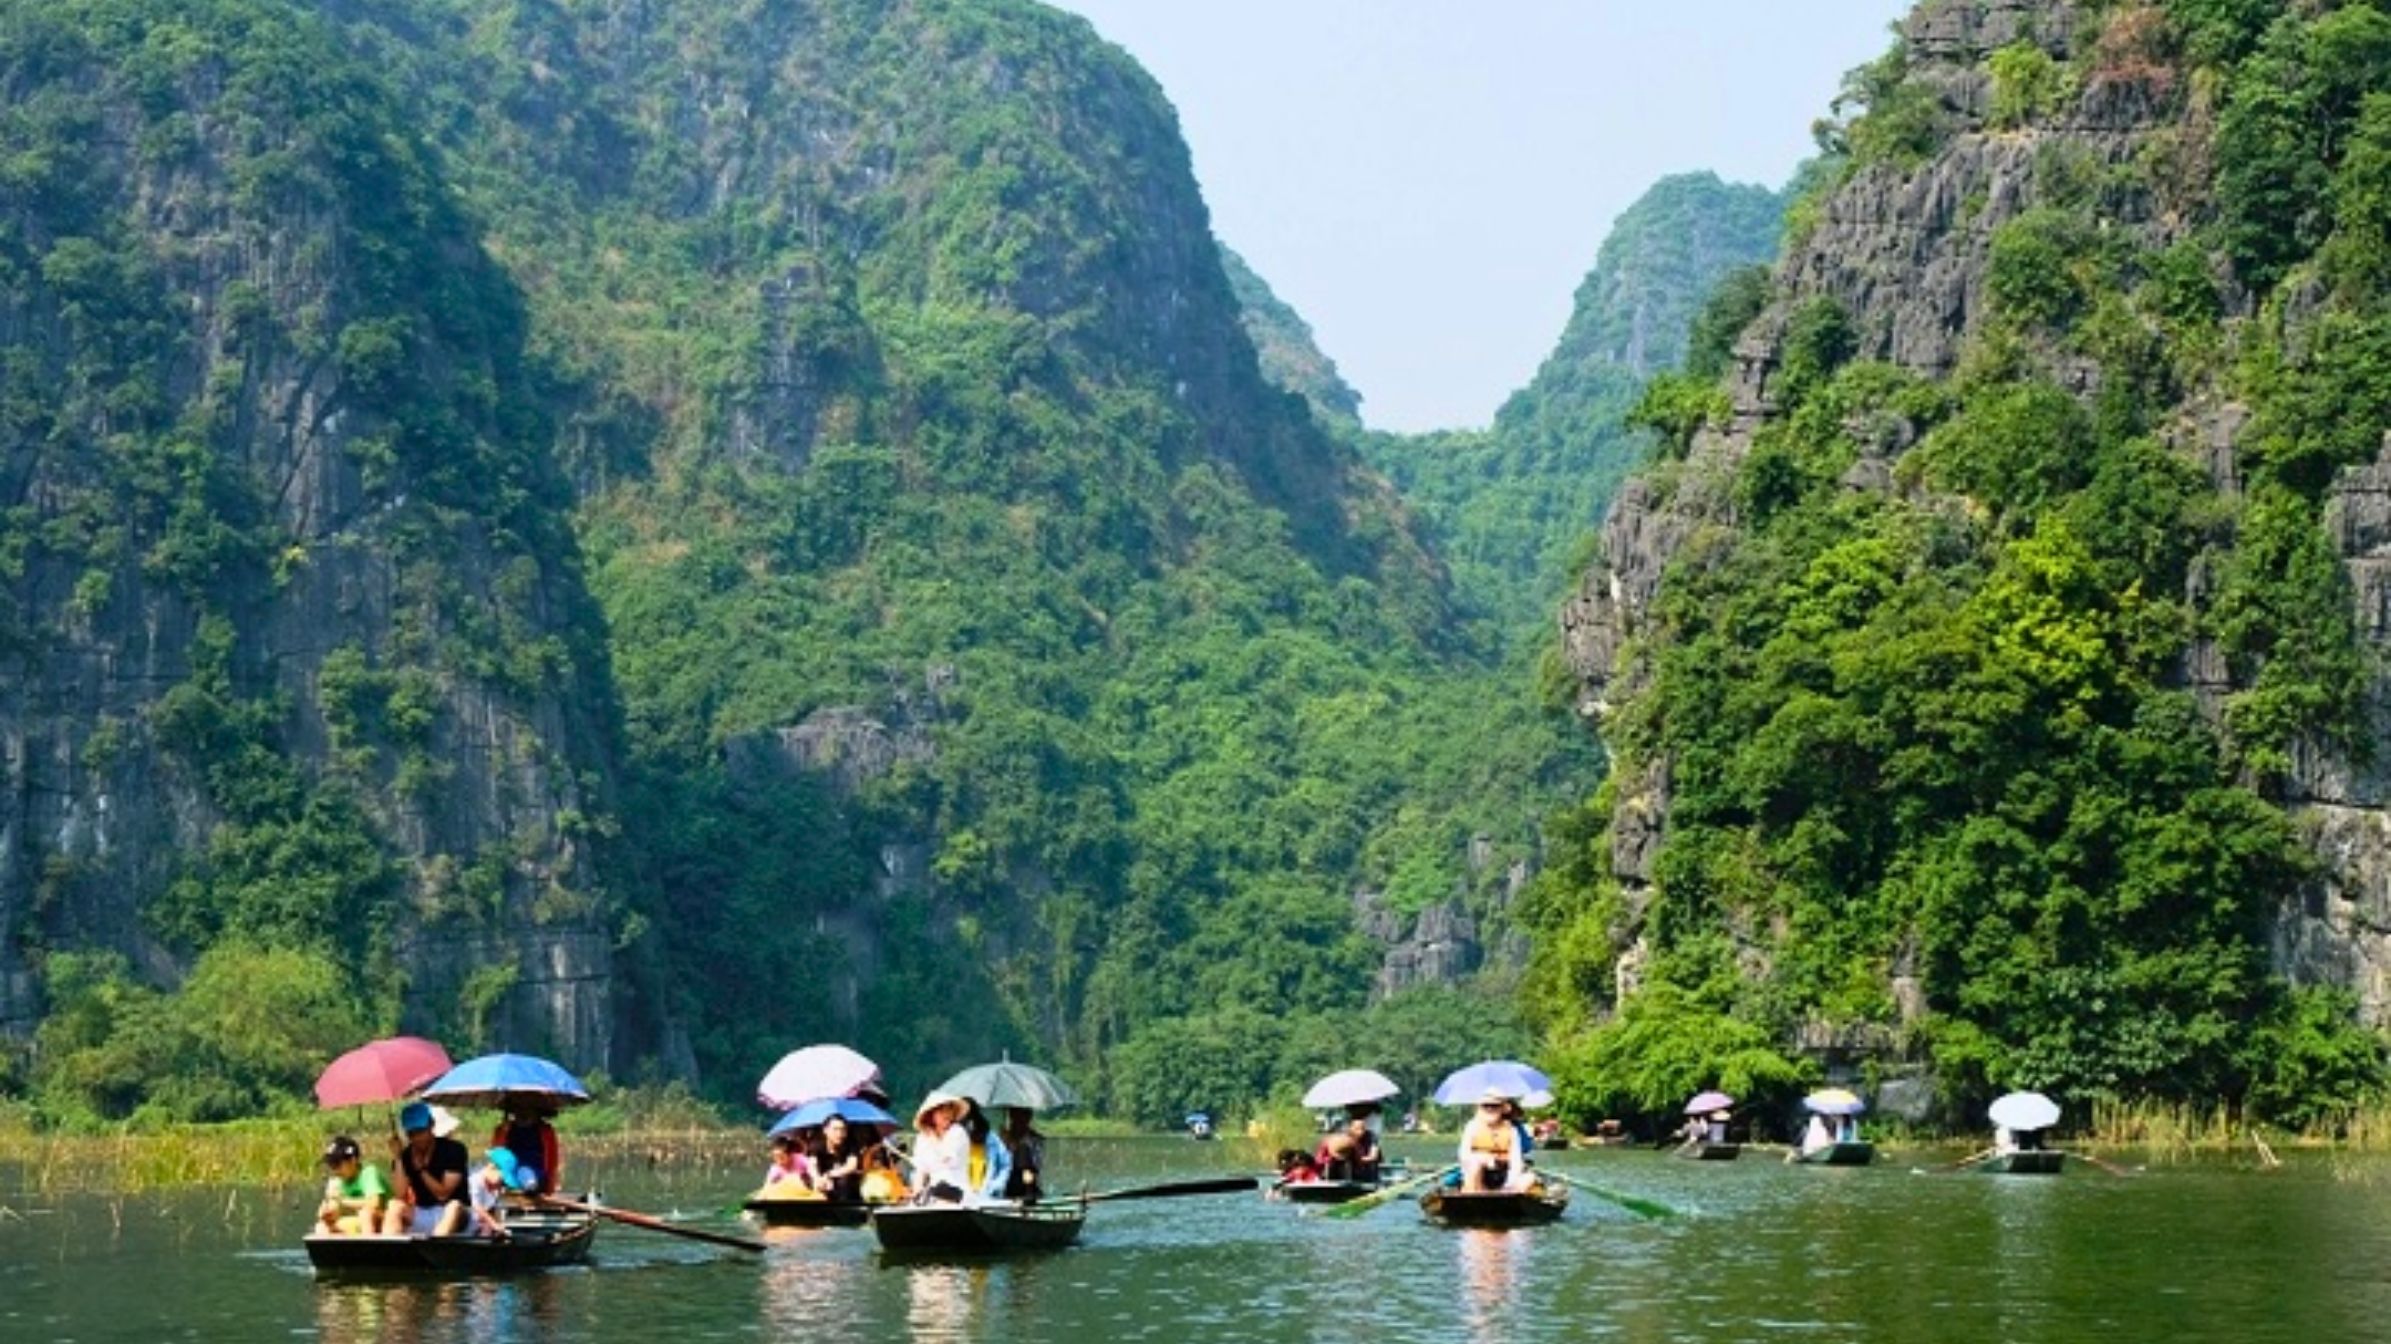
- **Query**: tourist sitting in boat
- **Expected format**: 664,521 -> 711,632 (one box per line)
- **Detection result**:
1800,1112 -> 1836,1156
1318,1116 -> 1382,1183
808,1116 -> 867,1202
467,1149 -> 527,1238
1276,1148 -> 1323,1185
962,1098 -> 1014,1201
391,1101 -> 473,1236
912,1093 -> 975,1202
860,1142 -> 910,1203
315,1136 -> 393,1235
1703,1109 -> 1731,1144
492,1102 -> 563,1197
1459,1090 -> 1528,1192
1994,1125 -> 2045,1154
761,1133 -> 814,1191
1001,1107 -> 1045,1200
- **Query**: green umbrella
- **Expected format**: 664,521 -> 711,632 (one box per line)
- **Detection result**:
936,1060 -> 1078,1112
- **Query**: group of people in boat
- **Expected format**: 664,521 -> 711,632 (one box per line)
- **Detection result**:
1276,1105 -> 1387,1185
316,1101 -> 563,1240
755,1092 -> 1048,1208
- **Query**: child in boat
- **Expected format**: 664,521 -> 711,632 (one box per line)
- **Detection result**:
758,1133 -> 818,1197
467,1148 -> 526,1238
316,1136 -> 392,1235
1276,1148 -> 1324,1184
859,1143 -> 909,1204
492,1103 -> 563,1198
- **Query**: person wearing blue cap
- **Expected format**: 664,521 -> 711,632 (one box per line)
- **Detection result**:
390,1100 -> 472,1236
466,1147 -> 526,1239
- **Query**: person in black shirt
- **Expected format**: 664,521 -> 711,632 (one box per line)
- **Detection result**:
390,1101 -> 472,1236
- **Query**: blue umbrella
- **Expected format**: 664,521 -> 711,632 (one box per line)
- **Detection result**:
767,1096 -> 900,1138
1432,1060 -> 1555,1108
421,1053 -> 591,1110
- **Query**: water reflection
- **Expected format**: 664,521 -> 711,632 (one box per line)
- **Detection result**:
313,1275 -> 567,1344
759,1236 -> 872,1326
1457,1229 -> 1526,1344
903,1264 -> 989,1342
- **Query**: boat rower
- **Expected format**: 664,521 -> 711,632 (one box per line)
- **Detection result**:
1459,1089 -> 1528,1192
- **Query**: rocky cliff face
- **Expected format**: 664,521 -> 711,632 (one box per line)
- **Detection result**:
1220,247 -> 1364,429
1558,0 -> 2391,1074
0,0 -> 633,1064
1369,173 -> 1785,641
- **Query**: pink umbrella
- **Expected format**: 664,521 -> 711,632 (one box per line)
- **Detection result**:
315,1037 -> 455,1109
757,1044 -> 883,1110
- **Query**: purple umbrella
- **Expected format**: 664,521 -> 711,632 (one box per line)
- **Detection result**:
1683,1090 -> 1735,1115
1432,1061 -> 1554,1108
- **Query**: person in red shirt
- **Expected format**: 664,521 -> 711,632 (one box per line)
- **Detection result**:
491,1103 -> 563,1197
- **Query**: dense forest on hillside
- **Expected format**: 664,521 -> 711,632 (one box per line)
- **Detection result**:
1364,175 -> 1785,641
0,0 -> 1606,1127
1530,0 -> 2391,1130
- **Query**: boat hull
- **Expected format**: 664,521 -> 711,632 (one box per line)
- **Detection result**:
871,1202 -> 1086,1254
1419,1188 -> 1568,1227
1796,1142 -> 1876,1167
1679,1142 -> 1742,1161
1279,1180 -> 1374,1206
1981,1151 -> 2065,1175
304,1214 -> 596,1277
745,1197 -> 872,1229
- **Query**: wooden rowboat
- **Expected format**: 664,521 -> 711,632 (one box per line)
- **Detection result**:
1795,1141 -> 1876,1167
1419,1186 -> 1568,1227
870,1201 -> 1086,1254
1277,1180 -> 1375,1206
1678,1142 -> 1741,1161
744,1196 -> 872,1229
304,1210 -> 596,1277
1980,1150 -> 2065,1175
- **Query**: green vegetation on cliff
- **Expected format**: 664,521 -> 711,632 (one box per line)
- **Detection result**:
3,0 -> 1566,1125
1364,174 -> 1786,639
1528,1 -> 2391,1130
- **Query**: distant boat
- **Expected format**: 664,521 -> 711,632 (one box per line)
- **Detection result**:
1185,1111 -> 1215,1140
1678,1141 -> 1741,1161
1794,1141 -> 1876,1167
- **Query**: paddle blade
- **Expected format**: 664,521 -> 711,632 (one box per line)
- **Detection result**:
1542,1171 -> 1676,1219
1086,1176 -> 1258,1203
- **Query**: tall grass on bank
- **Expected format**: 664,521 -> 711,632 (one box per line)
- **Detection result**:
0,1086 -> 766,1196
2087,1099 -> 2391,1163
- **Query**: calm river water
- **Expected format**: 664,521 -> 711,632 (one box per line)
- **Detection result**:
4,1138 -> 2386,1343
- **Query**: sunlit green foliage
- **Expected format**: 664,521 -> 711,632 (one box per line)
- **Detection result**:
1533,7 -> 2391,1126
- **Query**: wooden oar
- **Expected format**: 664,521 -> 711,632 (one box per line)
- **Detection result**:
2062,1149 -> 2135,1177
1915,1147 -> 1998,1174
1070,1176 -> 1259,1205
538,1195 -> 767,1253
1323,1164 -> 1456,1220
1537,1169 -> 1675,1219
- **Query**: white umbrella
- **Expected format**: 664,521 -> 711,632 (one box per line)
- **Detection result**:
1988,1091 -> 2061,1131
757,1044 -> 883,1110
1302,1069 -> 1402,1109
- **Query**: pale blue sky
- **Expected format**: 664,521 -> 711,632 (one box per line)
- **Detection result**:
1047,1 -> 1910,431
